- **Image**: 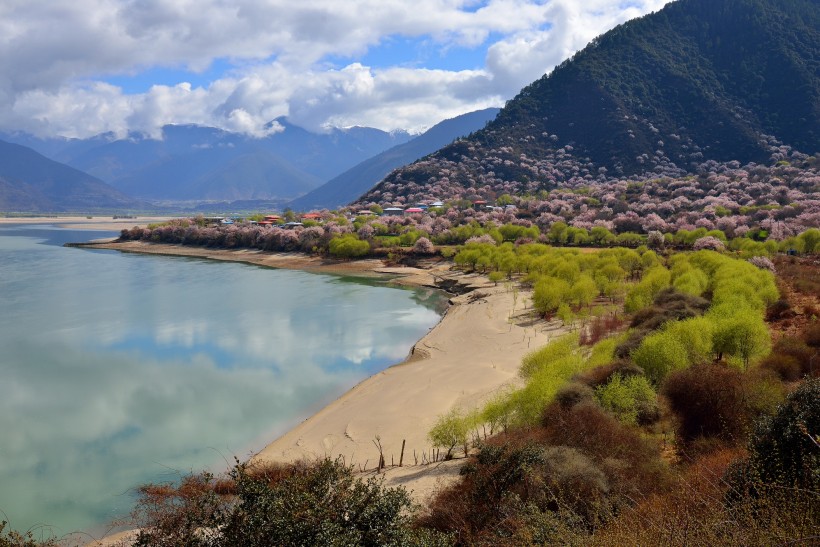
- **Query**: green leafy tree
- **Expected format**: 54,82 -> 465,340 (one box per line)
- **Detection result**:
328,234 -> 371,258
591,226 -> 615,246
632,330 -> 689,384
429,408 -> 471,459
570,275 -> 599,307
798,228 -> 820,253
488,271 -> 505,285
533,276 -> 571,316
711,311 -> 771,369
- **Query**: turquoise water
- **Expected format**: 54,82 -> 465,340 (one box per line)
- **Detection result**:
0,225 -> 443,536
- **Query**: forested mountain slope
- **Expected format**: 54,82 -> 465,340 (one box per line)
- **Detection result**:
360,0 -> 819,205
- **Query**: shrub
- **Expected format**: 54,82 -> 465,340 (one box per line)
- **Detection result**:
593,446 -> 818,545
487,270 -> 505,285
328,234 -> 370,258
540,402 -> 671,500
555,382 -> 596,409
132,459 -> 438,547
693,236 -> 725,251
624,267 -> 671,313
726,378 -> 820,497
672,270 -> 709,297
761,354 -> 803,381
748,256 -> 775,273
412,236 -> 436,254
651,288 -> 710,316
421,437 -> 552,543
766,299 -> 792,321
595,373 -> 658,425
532,276 -> 571,316
576,359 -> 644,388
647,231 -> 665,249
710,310 -> 771,369
662,364 -> 751,444
664,316 -> 714,366
628,289 -> 708,333
804,322 -> 820,348
220,460 -> 423,546
580,313 -> 627,346
0,523 -> 58,547
520,333 -> 580,379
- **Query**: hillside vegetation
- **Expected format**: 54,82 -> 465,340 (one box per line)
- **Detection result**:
359,0 -> 819,205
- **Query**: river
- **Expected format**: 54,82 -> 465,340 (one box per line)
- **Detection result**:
0,224 -> 443,537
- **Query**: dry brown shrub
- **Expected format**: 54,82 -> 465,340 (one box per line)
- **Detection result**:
421,405 -> 670,545
761,353 -> 803,381
591,443 -> 819,546
762,335 -> 817,380
662,364 -> 749,445
540,402 -> 672,500
554,382 -> 595,409
580,313 -> 626,346
804,321 -> 820,348
765,298 -> 793,321
132,473 -> 224,546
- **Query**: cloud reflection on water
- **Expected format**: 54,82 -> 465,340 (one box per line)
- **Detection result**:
0,226 -> 442,535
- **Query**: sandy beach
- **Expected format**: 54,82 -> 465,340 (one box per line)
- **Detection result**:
76,239 -> 566,511
253,275 -> 566,501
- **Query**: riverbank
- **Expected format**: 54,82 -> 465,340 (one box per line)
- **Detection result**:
81,241 -> 566,503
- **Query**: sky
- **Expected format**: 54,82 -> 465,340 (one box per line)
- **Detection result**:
0,0 -> 672,139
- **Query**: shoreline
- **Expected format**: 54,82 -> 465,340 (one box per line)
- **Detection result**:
78,240 -> 567,505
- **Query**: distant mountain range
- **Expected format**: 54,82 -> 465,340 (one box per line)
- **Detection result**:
0,108 -> 503,212
361,0 -> 820,204
2,120 -> 412,203
288,108 -> 500,211
0,139 -> 136,212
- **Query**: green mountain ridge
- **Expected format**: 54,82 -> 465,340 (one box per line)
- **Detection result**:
360,0 -> 819,204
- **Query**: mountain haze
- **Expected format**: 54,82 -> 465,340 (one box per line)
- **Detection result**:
3,121 -> 412,202
361,0 -> 820,204
289,108 -> 500,210
0,140 -> 136,212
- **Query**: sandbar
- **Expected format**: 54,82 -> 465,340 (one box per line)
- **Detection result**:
0,215 -> 173,232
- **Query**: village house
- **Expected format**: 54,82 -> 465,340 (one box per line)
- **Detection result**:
257,214 -> 283,226
382,207 -> 404,217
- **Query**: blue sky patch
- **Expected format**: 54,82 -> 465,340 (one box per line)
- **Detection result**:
102,58 -> 235,93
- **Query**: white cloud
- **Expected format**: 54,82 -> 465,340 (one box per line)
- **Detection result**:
0,0 -> 672,138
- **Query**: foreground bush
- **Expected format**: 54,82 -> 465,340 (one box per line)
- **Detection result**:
591,447 -> 819,546
0,523 -> 56,547
421,402 -> 669,544
133,459 -> 447,547
727,378 -> 820,496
